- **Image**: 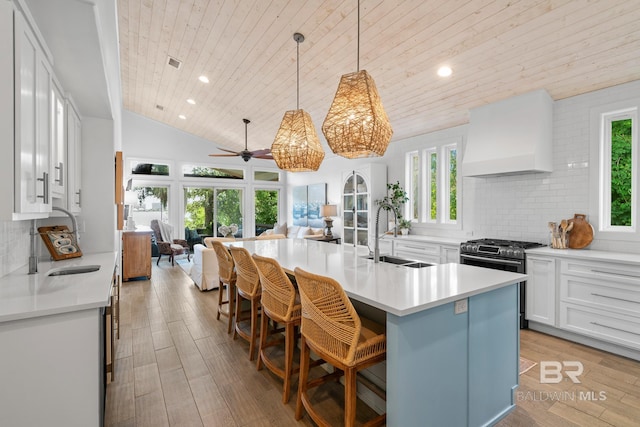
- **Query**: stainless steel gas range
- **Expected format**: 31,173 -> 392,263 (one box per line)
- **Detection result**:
459,238 -> 544,329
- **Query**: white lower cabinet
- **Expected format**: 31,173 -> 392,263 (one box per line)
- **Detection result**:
440,244 -> 460,264
525,255 -> 556,326
393,240 -> 440,264
559,259 -> 640,350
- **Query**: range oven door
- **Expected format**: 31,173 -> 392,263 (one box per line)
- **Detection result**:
459,253 -> 528,329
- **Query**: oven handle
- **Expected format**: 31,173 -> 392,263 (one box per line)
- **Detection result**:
460,254 -> 524,266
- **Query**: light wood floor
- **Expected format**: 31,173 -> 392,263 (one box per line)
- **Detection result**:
105,262 -> 640,426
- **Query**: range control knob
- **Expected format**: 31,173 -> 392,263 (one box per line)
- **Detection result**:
513,249 -> 523,258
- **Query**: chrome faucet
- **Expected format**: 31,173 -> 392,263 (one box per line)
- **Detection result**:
374,201 -> 397,263
28,206 -> 79,274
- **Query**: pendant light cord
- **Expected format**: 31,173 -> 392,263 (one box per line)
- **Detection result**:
296,36 -> 300,109
356,0 -> 360,72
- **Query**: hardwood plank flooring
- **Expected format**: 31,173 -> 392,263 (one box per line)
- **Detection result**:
105,262 -> 640,426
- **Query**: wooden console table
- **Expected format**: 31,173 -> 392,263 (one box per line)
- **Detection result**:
122,230 -> 153,281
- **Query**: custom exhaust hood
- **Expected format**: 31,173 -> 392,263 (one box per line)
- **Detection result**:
462,89 -> 554,177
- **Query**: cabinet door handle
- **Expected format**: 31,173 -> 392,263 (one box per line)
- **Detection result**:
37,172 -> 49,203
590,321 -> 640,337
591,269 -> 640,279
590,293 -> 640,304
76,189 -> 81,207
55,162 -> 64,185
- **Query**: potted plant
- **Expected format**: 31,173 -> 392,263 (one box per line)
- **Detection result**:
376,181 -> 409,232
398,219 -> 412,235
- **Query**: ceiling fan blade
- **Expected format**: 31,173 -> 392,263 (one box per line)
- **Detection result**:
251,149 -> 272,156
254,154 -> 274,160
214,147 -> 240,154
208,153 -> 240,157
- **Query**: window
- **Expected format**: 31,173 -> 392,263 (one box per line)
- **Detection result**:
130,185 -> 170,226
444,144 -> 458,223
182,165 -> 244,179
599,107 -> 637,233
254,170 -> 280,182
405,138 -> 460,226
131,161 -> 170,176
215,188 -> 244,237
184,187 -> 214,236
406,151 -> 419,221
254,189 -> 279,235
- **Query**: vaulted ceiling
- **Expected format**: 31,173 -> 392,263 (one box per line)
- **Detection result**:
118,0 -> 640,154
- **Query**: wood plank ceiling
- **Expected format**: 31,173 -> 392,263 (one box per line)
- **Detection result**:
118,0 -> 640,154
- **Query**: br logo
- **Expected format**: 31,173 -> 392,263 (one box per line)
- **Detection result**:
540,361 -> 583,383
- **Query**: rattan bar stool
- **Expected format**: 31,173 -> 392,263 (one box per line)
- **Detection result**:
253,254 -> 301,403
294,267 -> 387,427
210,241 -> 237,334
229,246 -> 262,361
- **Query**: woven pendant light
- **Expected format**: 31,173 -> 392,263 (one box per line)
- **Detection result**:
322,0 -> 392,158
271,33 -> 324,172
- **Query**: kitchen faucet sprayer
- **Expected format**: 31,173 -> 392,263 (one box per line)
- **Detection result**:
374,201 -> 397,263
28,206 -> 79,274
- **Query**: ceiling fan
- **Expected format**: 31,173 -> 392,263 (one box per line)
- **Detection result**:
209,118 -> 273,162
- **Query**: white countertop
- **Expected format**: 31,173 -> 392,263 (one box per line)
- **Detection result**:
527,246 -> 640,265
228,239 -> 526,317
0,252 -> 117,323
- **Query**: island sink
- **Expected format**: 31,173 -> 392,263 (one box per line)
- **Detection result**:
365,255 -> 432,268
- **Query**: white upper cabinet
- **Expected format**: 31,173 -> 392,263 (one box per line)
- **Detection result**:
1,5 -> 53,220
50,79 -> 66,199
0,2 -> 83,220
66,100 -> 82,213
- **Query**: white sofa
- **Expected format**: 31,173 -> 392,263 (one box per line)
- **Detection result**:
189,230 -> 320,291
189,243 -> 219,291
263,223 -> 324,239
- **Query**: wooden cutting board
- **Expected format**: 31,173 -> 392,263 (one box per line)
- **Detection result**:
38,225 -> 82,260
567,214 -> 593,249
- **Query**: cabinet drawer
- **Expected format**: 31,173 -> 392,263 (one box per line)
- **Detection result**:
560,259 -> 640,285
560,302 -> 640,350
394,241 -> 439,256
560,274 -> 640,316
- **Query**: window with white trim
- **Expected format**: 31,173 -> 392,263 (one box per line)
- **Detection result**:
406,151 -> 419,221
405,139 -> 460,226
599,108 -> 637,232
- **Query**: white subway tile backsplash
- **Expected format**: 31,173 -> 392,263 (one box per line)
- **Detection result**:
0,220 -> 30,278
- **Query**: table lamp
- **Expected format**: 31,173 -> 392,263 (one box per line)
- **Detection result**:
320,204 -> 338,237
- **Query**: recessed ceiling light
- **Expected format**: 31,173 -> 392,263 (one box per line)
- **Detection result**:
187,98 -> 196,105
437,66 -> 452,77
178,114 -> 186,120
198,75 -> 209,83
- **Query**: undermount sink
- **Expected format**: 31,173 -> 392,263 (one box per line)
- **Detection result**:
46,265 -> 101,276
364,255 -> 432,268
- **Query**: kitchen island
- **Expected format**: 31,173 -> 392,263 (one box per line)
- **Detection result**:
228,239 -> 527,427
0,252 -> 117,427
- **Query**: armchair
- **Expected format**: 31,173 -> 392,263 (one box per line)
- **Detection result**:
150,219 -> 190,266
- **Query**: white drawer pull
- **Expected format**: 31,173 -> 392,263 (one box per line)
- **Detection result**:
590,293 -> 640,304
401,244 -> 429,251
591,269 -> 640,279
590,321 -> 640,337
